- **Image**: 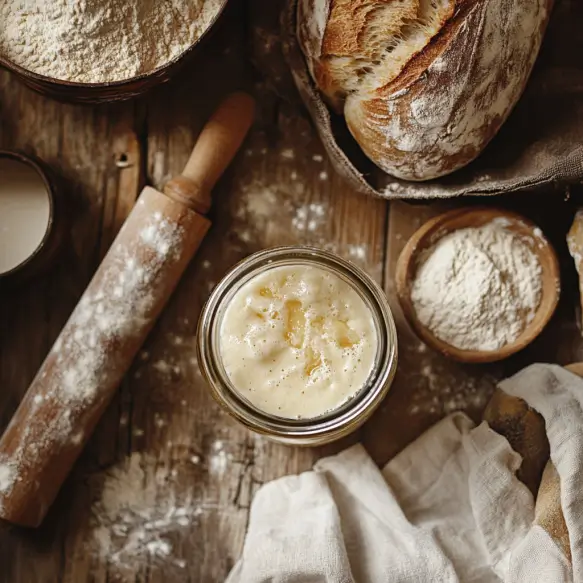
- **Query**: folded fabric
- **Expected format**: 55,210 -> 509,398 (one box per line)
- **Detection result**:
227,364 -> 582,582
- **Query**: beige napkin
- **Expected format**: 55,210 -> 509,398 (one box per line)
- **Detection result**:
226,364 -> 581,582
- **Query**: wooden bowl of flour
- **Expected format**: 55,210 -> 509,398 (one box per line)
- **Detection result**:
0,0 -> 228,104
396,207 -> 561,363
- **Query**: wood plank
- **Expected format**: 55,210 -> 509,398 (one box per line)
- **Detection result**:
124,5 -> 388,580
0,75 -> 142,582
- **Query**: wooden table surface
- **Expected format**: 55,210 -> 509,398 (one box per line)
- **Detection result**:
1,2 -> 582,582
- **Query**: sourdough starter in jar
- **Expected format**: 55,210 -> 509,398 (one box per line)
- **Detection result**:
219,265 -> 378,419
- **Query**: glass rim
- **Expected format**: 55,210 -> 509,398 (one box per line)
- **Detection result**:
197,246 -> 398,440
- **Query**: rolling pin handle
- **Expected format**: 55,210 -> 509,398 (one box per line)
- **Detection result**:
163,92 -> 255,214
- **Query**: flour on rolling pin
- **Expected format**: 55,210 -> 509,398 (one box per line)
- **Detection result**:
0,209 -> 185,507
0,93 -> 254,527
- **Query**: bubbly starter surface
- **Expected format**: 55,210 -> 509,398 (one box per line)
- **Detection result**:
219,264 -> 378,419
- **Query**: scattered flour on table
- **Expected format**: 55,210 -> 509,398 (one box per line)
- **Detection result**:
291,203 -> 326,231
229,155 -> 380,278
407,356 -> 497,416
152,359 -> 181,377
231,179 -> 381,280
411,220 -> 543,351
235,181 -> 281,226
90,453 -> 203,571
209,441 -> 231,476
347,244 -> 367,261
0,0 -> 223,83
395,339 -> 497,416
136,333 -> 200,382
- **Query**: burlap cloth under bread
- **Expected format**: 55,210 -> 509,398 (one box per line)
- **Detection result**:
275,0 -> 583,199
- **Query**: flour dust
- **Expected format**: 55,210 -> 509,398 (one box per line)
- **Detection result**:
228,137 -> 382,281
88,450 -> 231,573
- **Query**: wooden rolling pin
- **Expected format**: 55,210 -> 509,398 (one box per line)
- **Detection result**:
0,93 -> 255,527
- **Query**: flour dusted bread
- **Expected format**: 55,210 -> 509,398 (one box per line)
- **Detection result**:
298,0 -> 553,181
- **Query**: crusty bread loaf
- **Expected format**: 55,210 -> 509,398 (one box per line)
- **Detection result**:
316,0 -> 456,111
299,0 -> 553,181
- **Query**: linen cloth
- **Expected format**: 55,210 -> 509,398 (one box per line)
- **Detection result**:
226,364 -> 582,582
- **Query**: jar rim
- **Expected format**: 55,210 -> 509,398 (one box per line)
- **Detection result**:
197,246 -> 398,442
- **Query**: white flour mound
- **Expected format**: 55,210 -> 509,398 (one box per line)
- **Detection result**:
411,219 -> 543,351
0,0 -> 223,83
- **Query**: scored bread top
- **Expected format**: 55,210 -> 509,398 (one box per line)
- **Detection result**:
343,0 -> 551,180
316,0 -> 459,111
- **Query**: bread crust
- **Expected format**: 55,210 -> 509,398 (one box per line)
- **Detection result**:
321,0 -> 420,58
308,0 -> 553,181
316,0 -> 457,111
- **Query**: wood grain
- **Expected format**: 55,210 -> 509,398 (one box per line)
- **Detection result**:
0,70 -> 142,582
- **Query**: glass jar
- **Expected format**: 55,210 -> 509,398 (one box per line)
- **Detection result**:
197,246 -> 398,446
